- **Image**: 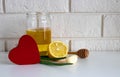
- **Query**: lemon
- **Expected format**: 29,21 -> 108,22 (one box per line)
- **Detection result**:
48,41 -> 68,58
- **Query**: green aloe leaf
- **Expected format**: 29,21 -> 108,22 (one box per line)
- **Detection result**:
40,60 -> 72,66
40,56 -> 73,66
41,56 -> 66,61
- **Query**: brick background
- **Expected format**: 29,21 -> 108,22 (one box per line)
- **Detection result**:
0,40 -> 4,51
6,0 -> 69,13
71,0 -> 120,12
71,39 -> 120,51
104,14 -> 120,37
0,0 -> 120,51
0,0 -> 3,13
0,14 -> 26,38
51,13 -> 101,37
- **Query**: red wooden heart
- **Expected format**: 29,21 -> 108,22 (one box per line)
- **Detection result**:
8,35 -> 40,65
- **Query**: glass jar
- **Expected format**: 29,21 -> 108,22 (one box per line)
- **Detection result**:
26,12 -> 51,56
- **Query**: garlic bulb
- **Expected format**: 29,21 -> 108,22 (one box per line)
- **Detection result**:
66,55 -> 78,64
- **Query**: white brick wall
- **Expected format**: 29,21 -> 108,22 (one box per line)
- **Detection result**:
5,39 -> 18,51
0,40 -> 4,51
71,39 -> 120,51
104,14 -> 120,37
0,14 -> 26,38
0,0 -> 120,51
6,0 -> 69,13
71,0 -> 120,12
51,13 -> 101,37
0,0 -> 3,13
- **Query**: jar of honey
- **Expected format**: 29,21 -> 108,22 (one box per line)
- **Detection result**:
26,12 -> 51,56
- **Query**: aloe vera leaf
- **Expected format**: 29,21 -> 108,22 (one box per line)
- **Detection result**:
40,56 -> 66,61
40,60 -> 73,66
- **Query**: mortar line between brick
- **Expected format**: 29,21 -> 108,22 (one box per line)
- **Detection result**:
2,0 -> 6,13
69,0 -> 71,12
4,40 -> 7,52
101,15 -> 104,37
3,12 -> 120,14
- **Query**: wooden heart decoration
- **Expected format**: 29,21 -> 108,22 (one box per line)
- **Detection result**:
8,35 -> 40,65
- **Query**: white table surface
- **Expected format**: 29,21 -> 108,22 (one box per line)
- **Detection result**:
0,52 -> 120,77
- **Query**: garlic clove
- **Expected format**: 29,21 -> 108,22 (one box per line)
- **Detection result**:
66,55 -> 78,64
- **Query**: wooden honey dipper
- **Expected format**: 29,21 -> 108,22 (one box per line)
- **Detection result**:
68,49 -> 89,58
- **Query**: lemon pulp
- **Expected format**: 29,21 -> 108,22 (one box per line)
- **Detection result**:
48,41 -> 68,58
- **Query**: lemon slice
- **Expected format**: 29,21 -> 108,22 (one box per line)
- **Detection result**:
48,41 -> 68,58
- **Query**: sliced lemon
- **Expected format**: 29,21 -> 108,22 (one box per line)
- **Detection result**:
48,41 -> 68,58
